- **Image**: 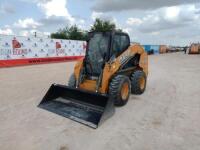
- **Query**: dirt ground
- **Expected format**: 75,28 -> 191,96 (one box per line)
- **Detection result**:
0,53 -> 200,150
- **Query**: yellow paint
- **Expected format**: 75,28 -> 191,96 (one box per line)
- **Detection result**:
73,44 -> 148,94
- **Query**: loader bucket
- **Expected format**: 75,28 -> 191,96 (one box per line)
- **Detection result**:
38,84 -> 115,128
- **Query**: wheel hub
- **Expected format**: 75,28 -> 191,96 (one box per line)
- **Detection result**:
121,82 -> 129,100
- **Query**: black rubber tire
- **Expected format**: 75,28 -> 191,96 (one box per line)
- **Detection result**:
68,73 -> 76,87
131,70 -> 147,95
109,75 -> 131,106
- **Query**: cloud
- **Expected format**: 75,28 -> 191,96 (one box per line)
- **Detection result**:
40,15 -> 87,30
122,27 -> 132,34
126,18 -> 142,26
0,3 -> 15,14
18,29 -> 50,37
11,0 -> 87,35
75,19 -> 87,29
13,18 -> 42,29
36,0 -> 77,31
37,0 -> 74,22
122,4 -> 200,45
19,30 -> 29,36
37,0 -> 67,17
0,28 -> 13,35
91,12 -> 103,20
151,31 -> 160,36
40,16 -> 69,25
4,0 -> 86,36
126,5 -> 200,33
39,16 -> 72,32
92,0 -> 199,12
91,11 -> 117,24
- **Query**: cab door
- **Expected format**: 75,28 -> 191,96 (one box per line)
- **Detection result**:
111,33 -> 130,58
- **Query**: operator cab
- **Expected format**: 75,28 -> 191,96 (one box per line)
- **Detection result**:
84,31 -> 130,77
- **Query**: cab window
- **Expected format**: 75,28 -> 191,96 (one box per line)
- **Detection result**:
112,34 -> 130,57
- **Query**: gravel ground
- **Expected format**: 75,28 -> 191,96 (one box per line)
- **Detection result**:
0,53 -> 200,150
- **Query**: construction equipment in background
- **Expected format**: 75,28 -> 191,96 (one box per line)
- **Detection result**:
38,30 -> 148,128
189,43 -> 200,54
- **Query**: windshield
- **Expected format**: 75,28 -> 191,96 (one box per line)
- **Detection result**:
88,33 -> 109,60
86,33 -> 110,76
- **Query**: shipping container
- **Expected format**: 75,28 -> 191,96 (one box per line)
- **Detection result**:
189,44 -> 200,54
142,45 -> 154,55
159,45 -> 167,54
150,45 -> 159,54
143,45 -> 160,55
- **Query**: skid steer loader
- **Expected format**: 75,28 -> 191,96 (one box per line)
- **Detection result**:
38,31 -> 148,128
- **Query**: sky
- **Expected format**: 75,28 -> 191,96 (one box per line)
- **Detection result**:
0,0 -> 200,45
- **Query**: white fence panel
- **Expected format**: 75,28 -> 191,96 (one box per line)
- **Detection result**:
0,35 -> 86,60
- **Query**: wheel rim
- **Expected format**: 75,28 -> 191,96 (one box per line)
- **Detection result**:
121,82 -> 129,100
139,77 -> 145,90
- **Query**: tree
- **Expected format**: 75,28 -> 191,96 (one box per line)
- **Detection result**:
51,19 -> 122,40
51,27 -> 68,39
90,18 -> 116,32
51,25 -> 87,41
67,25 -> 87,40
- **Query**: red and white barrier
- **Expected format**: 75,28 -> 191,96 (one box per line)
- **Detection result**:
0,35 -> 86,67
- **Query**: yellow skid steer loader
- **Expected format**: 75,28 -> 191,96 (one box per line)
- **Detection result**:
38,31 -> 148,128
